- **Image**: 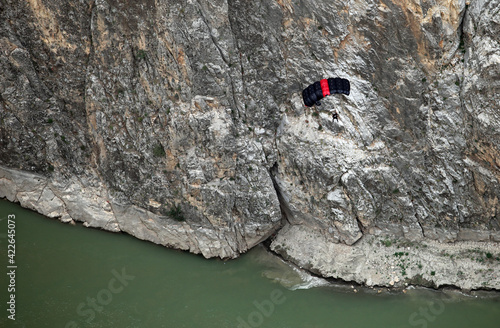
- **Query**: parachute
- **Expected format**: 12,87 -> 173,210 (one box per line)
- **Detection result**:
302,77 -> 350,107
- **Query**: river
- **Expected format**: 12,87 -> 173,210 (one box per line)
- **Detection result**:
0,199 -> 499,327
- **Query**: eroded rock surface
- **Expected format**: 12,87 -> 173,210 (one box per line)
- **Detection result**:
1,0 -> 499,287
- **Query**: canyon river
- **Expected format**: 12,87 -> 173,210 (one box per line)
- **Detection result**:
1,199 -> 499,328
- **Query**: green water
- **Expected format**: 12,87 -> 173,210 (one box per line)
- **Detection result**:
0,199 -> 499,328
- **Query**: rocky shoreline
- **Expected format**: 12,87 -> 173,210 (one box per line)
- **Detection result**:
0,165 -> 276,259
2,164 -> 499,291
258,244 -> 500,299
270,223 -> 500,291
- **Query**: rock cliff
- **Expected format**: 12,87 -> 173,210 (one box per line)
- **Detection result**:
1,0 -> 499,289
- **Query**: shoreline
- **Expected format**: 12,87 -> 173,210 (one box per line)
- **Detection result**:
2,193 -> 500,294
250,244 -> 500,299
2,190 -> 499,293
2,164 -> 499,292
270,223 -> 500,292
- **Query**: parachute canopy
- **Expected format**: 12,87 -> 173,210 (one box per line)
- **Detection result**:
302,78 -> 350,107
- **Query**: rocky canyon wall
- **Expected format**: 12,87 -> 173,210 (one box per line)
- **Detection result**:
1,0 -> 499,288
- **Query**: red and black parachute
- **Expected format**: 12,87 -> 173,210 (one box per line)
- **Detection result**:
302,78 -> 350,107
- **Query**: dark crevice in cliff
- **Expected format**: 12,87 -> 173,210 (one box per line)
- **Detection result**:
415,217 -> 425,237
355,216 -> 366,234
457,3 -> 471,145
86,0 -> 96,76
268,161 -> 293,228
263,163 -> 291,244
458,2 -> 469,53
226,3 -> 247,106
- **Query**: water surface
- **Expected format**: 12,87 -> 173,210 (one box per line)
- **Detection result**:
1,199 -> 499,327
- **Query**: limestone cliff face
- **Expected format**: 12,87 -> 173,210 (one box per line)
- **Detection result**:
0,0 -> 499,286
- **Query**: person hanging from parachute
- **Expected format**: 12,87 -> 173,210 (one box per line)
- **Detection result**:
302,77 -> 349,121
